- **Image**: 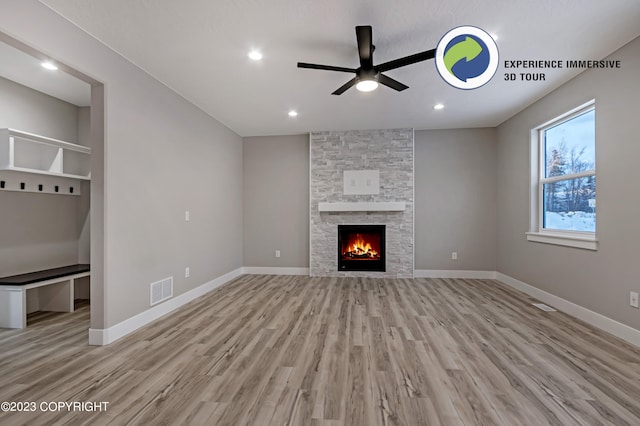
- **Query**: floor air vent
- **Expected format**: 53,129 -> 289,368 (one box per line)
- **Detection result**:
150,277 -> 173,306
533,303 -> 556,312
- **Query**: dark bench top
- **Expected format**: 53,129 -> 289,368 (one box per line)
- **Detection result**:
0,264 -> 90,286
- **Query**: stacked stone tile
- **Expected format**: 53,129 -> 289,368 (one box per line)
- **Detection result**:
310,129 -> 414,278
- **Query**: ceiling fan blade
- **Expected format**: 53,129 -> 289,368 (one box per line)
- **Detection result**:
297,62 -> 357,73
332,77 -> 357,95
376,49 -> 436,72
378,74 -> 409,91
355,25 -> 373,69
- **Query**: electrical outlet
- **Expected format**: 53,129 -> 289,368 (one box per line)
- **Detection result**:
275,250 -> 281,258
185,210 -> 190,222
185,267 -> 190,278
451,252 -> 458,260
630,291 -> 639,308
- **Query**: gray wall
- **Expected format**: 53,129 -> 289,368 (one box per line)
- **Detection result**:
243,135 -> 309,268
0,76 -> 81,276
415,129 -> 497,271
0,192 -> 79,275
496,36 -> 640,330
77,107 -> 90,264
1,2 -> 243,327
77,106 -> 90,147
0,75 -> 78,142
243,129 -> 497,274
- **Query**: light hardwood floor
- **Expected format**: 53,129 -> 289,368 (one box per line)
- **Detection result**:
1,275 -> 640,425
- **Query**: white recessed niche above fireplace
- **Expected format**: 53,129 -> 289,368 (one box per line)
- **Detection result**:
343,169 -> 379,195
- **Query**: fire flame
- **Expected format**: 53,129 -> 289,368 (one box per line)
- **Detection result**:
344,234 -> 379,258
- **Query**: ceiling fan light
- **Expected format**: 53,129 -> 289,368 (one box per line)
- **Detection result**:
356,79 -> 378,92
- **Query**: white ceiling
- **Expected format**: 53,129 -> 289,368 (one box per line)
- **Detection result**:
39,0 -> 640,137
0,39 -> 90,107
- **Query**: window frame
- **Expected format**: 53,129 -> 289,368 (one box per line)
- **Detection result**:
527,100 -> 598,250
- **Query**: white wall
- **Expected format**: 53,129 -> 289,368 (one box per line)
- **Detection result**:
0,1 -> 243,329
496,35 -> 640,331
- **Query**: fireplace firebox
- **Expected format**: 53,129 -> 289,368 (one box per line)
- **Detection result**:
338,225 -> 385,272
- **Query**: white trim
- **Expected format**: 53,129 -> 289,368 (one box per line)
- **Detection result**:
308,132 -> 313,279
530,100 -> 597,244
242,267 -> 309,276
413,270 -> 497,279
2,128 -> 91,154
526,231 -> 598,250
318,201 -> 406,212
541,169 -> 596,184
496,272 -> 640,348
534,99 -> 596,130
412,129 -> 415,277
88,328 -> 107,346
88,267 -> 243,346
529,127 -> 539,232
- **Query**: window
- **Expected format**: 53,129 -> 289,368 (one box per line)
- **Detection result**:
527,101 -> 597,250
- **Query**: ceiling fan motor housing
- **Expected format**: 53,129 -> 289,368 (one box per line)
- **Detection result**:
357,68 -> 378,82
297,25 -> 436,95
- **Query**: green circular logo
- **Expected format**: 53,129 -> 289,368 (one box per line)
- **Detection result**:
436,26 -> 499,89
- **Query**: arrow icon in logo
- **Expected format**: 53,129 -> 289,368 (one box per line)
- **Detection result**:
436,26 -> 498,89
443,36 -> 483,79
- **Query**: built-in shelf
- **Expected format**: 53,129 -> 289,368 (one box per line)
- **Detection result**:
0,128 -> 90,195
0,128 -> 90,179
318,202 -> 406,212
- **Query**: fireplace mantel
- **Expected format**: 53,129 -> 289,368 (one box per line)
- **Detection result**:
318,202 -> 406,212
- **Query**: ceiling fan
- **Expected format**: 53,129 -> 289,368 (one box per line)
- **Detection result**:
297,25 -> 436,95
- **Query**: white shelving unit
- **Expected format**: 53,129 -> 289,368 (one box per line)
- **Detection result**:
0,128 -> 90,195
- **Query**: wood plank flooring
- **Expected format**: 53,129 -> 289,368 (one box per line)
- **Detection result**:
1,275 -> 640,425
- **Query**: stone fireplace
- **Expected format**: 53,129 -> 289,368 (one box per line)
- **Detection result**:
309,128 -> 414,278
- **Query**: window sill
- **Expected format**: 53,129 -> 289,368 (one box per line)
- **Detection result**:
526,231 -> 598,250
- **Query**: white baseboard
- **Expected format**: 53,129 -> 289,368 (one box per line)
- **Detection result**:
242,267 -> 309,276
496,272 -> 640,348
88,267 -> 244,346
414,270 -> 497,279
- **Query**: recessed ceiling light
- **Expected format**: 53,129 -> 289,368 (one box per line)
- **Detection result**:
288,110 -> 298,117
433,103 -> 445,110
41,61 -> 58,71
248,50 -> 263,61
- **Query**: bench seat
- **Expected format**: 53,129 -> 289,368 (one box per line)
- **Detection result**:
0,264 -> 90,285
0,264 -> 90,329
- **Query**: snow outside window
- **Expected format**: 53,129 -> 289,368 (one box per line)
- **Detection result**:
527,101 -> 597,250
